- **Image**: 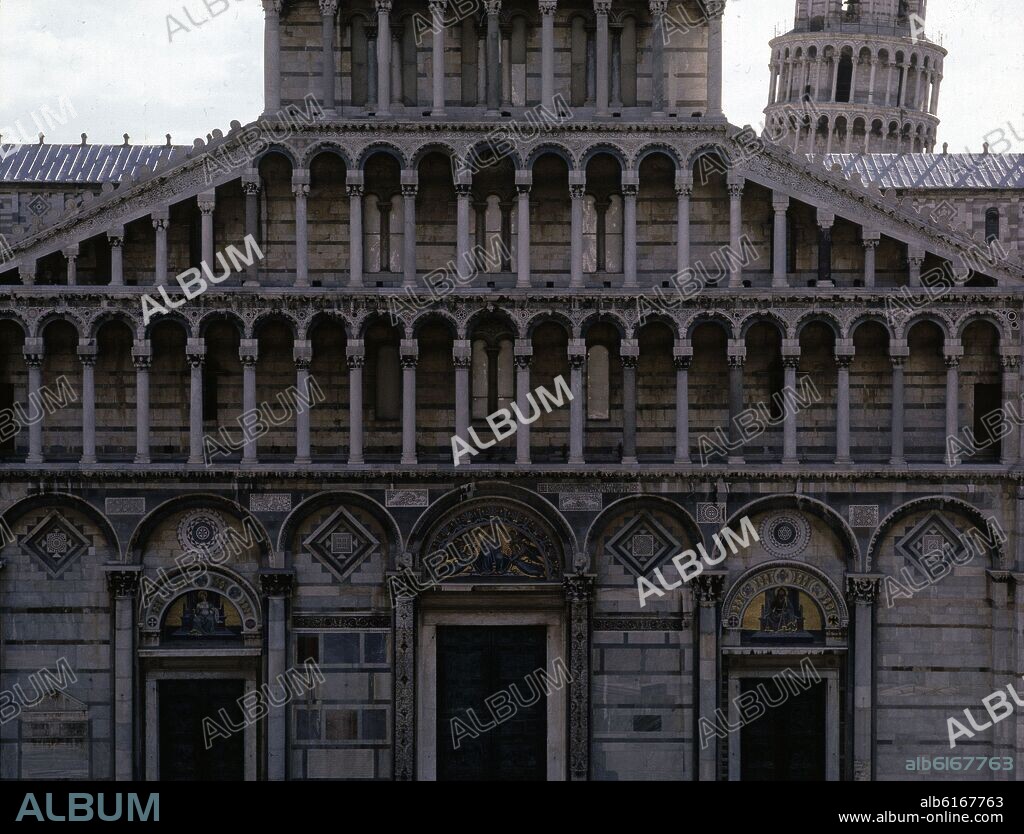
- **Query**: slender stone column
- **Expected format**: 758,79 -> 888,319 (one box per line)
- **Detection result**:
540,0 -> 557,108
186,339 -> 205,465
346,173 -> 364,288
945,348 -> 962,457
849,56 -> 859,103
78,341 -> 98,464
293,170 -> 310,288
391,32 -> 401,107
908,248 -> 924,287
23,341 -> 43,463
867,57 -> 878,103
782,346 -> 800,464
862,234 -> 879,288
564,575 -> 594,781
198,191 -> 216,268
676,179 -> 691,275
772,193 -> 789,288
347,341 -> 365,465
108,229 -> 125,286
1001,356 -> 1021,465
727,343 -> 745,465
242,178 -> 261,287
889,345 -> 907,465
376,0 -> 392,114
294,341 -> 313,465
106,568 -> 141,782
929,73 -> 942,115
768,61 -> 779,105
831,55 -> 841,102
485,0 -> 501,114
673,344 -> 692,464
319,0 -> 338,113
622,175 -> 638,287
401,173 -> 418,288
694,573 -> 725,780
515,340 -> 533,465
64,245 -> 78,287
263,0 -> 283,113
456,182 -> 473,277
727,180 -> 744,288
621,340 -> 638,464
594,0 -> 611,116
846,575 -> 881,781
650,0 -> 667,115
259,572 -> 294,781
240,340 -> 259,464
516,172 -> 531,287
453,340 -> 471,449
835,348 -> 854,465
705,6 -> 724,117
429,0 -> 447,116
817,210 -> 834,288
132,342 -> 151,464
152,208 -> 170,286
570,174 -> 586,288
400,340 -> 418,464
568,340 -> 586,464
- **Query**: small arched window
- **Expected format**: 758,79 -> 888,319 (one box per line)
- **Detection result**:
985,208 -> 1000,243
375,344 -> 401,420
587,344 -> 610,420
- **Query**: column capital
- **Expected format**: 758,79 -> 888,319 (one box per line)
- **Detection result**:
259,569 -> 295,597
400,339 -> 419,365
294,340 -> 313,370
593,0 -> 611,13
107,226 -> 126,247
563,573 -> 595,603
861,235 -> 880,250
319,0 -> 339,15
428,0 -> 448,11
568,339 -> 587,368
514,339 -> 533,359
104,566 -> 142,597
77,340 -> 99,366
539,0 -> 557,14
262,0 -> 283,14
239,339 -> 259,366
727,180 -> 745,198
692,572 -> 726,607
649,0 -> 668,15
63,243 -> 80,259
198,190 -> 216,214
515,169 -> 533,191
673,340 -> 693,368
484,0 -> 501,14
242,177 -> 261,197
453,339 -> 472,368
845,573 -> 884,604
151,207 -> 170,229
186,337 -> 206,367
23,337 -> 44,367
346,340 -> 366,366
1000,352 -> 1021,370
772,193 -> 790,212
346,183 -> 364,198
943,342 -> 964,366
375,0 -> 393,13
816,208 -> 835,229
675,181 -> 693,198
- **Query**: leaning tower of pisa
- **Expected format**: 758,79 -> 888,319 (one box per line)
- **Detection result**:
764,0 -> 946,154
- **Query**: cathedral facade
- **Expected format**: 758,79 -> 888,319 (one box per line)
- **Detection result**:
0,0 -> 1021,782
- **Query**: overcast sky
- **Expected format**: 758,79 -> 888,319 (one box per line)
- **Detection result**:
0,0 -> 1020,153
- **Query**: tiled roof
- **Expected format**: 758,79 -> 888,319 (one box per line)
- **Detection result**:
822,153 -> 1024,190
0,143 -> 184,185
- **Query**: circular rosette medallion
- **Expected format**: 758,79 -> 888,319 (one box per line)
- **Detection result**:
760,514 -> 811,558
177,510 -> 226,556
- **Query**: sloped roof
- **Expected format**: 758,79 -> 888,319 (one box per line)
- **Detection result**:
0,143 -> 185,185
822,153 -> 1024,190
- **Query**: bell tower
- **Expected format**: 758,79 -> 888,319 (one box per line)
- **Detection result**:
764,0 -> 946,154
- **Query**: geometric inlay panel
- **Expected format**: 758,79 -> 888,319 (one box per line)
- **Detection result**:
759,514 -> 811,558
303,506 -> 380,583
22,511 -> 92,579
849,505 -> 879,528
176,510 -> 226,555
895,512 -> 964,573
605,512 -> 683,578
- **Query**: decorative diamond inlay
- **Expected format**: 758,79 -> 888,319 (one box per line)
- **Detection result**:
895,512 -> 964,573
23,511 -> 91,578
304,506 -> 380,582
605,513 -> 682,578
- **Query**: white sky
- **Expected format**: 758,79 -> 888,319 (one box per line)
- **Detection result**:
0,0 -> 1021,153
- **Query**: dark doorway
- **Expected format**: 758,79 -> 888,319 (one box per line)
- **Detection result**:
159,679 -> 245,781
739,678 -> 826,781
436,626 -> 547,781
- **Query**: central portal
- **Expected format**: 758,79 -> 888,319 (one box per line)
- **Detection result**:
436,626 -> 547,781
158,679 -> 245,781
739,678 -> 827,781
